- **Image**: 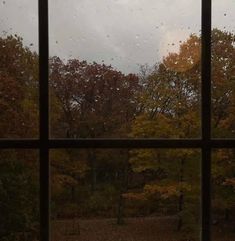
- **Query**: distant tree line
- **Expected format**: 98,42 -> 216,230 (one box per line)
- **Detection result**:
0,29 -> 234,240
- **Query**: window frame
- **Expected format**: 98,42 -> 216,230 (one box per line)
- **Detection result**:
0,0 -> 234,241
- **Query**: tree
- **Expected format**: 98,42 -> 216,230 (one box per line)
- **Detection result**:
0,150 -> 39,241
129,29 -> 235,237
49,57 -> 140,193
0,35 -> 39,241
0,35 -> 38,138
211,29 -> 235,137
50,57 -> 140,138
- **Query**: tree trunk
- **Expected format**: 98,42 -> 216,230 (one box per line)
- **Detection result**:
117,153 -> 130,225
117,192 -> 124,225
225,208 -> 230,221
177,191 -> 184,231
71,186 -> 75,202
88,150 -> 97,192
177,157 -> 185,231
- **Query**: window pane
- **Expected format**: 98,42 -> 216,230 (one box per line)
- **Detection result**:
212,149 -> 235,241
0,150 -> 39,240
49,0 -> 201,138
212,0 -> 235,138
51,149 -> 201,241
0,1 -> 39,138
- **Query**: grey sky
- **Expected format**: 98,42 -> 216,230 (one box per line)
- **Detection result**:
0,0 -> 234,74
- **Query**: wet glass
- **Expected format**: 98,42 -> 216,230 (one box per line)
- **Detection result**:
49,0 -> 201,139
0,150 -> 39,241
212,149 -> 235,241
0,0 -> 39,138
212,0 -> 235,138
50,148 -> 201,241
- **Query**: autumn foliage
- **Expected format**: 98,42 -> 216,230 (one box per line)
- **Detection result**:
0,29 -> 234,241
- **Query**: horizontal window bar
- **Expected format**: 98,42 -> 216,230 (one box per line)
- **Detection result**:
0,140 -> 40,148
49,139 -> 202,148
48,139 -> 235,149
0,139 -> 234,149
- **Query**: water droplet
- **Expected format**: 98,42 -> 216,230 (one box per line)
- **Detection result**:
224,13 -> 227,16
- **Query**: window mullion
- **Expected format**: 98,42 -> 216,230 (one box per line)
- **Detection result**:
201,0 -> 212,240
39,0 -> 50,240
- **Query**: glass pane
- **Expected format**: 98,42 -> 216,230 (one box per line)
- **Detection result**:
49,0 -> 201,138
212,0 -> 235,138
51,149 -> 201,241
0,1 -> 39,138
0,150 -> 39,240
212,149 -> 235,241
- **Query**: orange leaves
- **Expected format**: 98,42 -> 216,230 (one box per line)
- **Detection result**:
163,34 -> 200,73
222,178 -> 235,188
50,57 -> 140,138
123,182 -> 192,202
144,183 -> 191,199
122,192 -> 148,201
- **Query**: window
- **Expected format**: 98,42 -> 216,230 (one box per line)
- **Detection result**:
0,0 -> 234,241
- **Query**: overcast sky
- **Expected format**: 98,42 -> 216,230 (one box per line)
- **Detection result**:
0,0 -> 234,73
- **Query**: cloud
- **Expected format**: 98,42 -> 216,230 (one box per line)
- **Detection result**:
0,0 -> 234,74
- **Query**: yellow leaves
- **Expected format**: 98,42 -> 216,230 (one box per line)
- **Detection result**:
124,182 -> 192,203
130,113 -> 177,138
129,149 -> 159,172
122,192 -> 148,201
51,150 -> 70,165
144,184 -> 178,199
51,173 -> 78,197
54,174 -> 78,186
144,182 -> 191,199
166,149 -> 196,160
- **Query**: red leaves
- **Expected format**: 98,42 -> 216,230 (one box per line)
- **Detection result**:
50,58 -> 140,138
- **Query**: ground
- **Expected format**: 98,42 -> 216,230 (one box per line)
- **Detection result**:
51,217 -> 235,241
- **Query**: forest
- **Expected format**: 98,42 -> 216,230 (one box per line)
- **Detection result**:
0,29 -> 234,241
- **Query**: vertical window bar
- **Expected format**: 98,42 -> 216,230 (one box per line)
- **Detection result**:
39,0 -> 49,241
201,0 -> 212,240
202,0 -> 212,140
201,148 -> 211,241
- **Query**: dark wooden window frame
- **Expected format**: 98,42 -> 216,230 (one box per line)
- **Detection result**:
0,0 -> 234,240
